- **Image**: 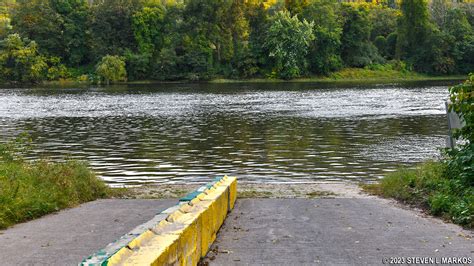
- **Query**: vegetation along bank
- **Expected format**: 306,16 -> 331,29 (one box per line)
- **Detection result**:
0,137 -> 110,229
365,75 -> 474,229
0,0 -> 473,84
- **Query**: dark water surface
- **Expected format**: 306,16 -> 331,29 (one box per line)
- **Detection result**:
0,81 -> 457,185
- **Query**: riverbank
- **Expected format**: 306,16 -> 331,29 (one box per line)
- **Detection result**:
36,69 -> 466,87
0,157 -> 111,229
121,182 -> 366,200
0,141 -> 111,229
363,162 -> 474,229
2,186 -> 472,265
210,69 -> 466,84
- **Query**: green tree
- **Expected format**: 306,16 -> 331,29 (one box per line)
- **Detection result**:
430,0 -> 450,29
400,2 -> 472,74
0,15 -> 11,38
445,8 -> 474,73
396,0 -> 433,71
247,1 -> 270,75
11,0 -> 90,65
341,4 -> 383,67
0,0 -> 14,38
182,0 -> 234,78
89,0 -> 141,61
265,10 -> 314,79
368,5 -> 399,41
374,35 -> 388,57
132,5 -> 166,56
95,55 -> 127,84
0,34 -> 48,83
285,0 -> 309,16
385,32 -> 398,59
301,0 -> 343,75
227,0 -> 252,77
126,4 -> 167,80
148,3 -> 185,80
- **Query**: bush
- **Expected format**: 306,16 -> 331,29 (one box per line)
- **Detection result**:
364,162 -> 473,228
388,60 -> 410,72
0,34 -> 70,83
46,57 -> 70,81
124,51 -> 150,81
0,138 -> 108,229
365,63 -> 393,72
365,77 -> 474,228
446,74 -> 474,187
0,14 -> 11,38
385,32 -> 397,59
374,36 -> 387,57
95,55 -> 127,84
265,11 -> 314,79
0,34 -> 48,83
449,74 -> 474,143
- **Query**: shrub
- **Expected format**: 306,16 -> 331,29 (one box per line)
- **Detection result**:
0,34 -> 48,83
374,36 -> 387,57
365,162 -> 473,228
46,57 -> 70,81
449,74 -> 474,143
0,15 -> 11,38
265,11 -> 314,79
95,55 -> 127,84
365,77 -> 474,228
124,51 -> 150,81
0,138 -> 109,229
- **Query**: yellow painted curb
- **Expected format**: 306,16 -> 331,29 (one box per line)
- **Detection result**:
107,176 -> 237,266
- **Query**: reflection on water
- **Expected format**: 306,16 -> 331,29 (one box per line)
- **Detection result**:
0,81 -> 454,185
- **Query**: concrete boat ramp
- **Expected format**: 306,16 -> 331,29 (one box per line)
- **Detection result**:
0,183 -> 472,265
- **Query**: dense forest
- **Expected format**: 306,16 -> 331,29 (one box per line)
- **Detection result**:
0,0 -> 473,83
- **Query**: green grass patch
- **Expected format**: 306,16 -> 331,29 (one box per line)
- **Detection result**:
210,67 -> 464,84
0,141 -> 109,229
328,67 -> 422,80
363,162 -> 474,228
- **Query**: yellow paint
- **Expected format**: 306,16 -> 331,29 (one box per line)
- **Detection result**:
166,210 -> 185,223
119,234 -> 180,265
190,197 -> 201,206
108,176 -> 237,266
107,248 -> 134,265
127,230 -> 155,250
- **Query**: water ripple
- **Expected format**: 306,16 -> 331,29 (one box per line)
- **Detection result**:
0,82 -> 453,184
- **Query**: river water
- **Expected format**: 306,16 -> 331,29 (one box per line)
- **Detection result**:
0,81 -> 457,185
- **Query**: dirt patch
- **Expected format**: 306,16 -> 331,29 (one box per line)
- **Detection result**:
237,182 -> 369,198
116,182 -> 371,199
113,184 -> 201,199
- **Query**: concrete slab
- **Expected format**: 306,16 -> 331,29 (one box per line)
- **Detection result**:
206,199 -> 473,265
0,199 -> 176,266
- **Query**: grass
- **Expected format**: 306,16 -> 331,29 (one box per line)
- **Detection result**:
0,141 -> 110,229
210,68 -> 465,84
37,67 -> 465,87
363,162 -> 474,228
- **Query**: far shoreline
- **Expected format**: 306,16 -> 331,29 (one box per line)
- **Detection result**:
1,71 -> 466,88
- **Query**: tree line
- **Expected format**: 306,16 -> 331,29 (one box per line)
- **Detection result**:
0,0 -> 473,83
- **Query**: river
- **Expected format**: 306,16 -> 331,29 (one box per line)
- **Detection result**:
0,81 -> 457,185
